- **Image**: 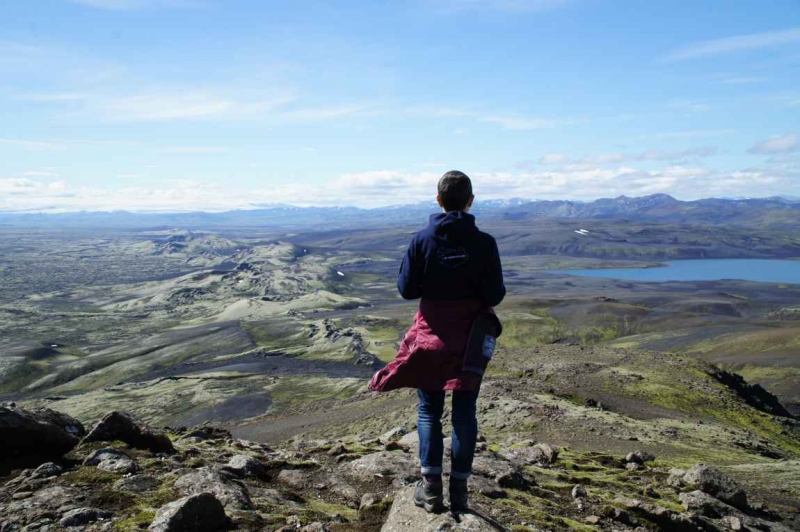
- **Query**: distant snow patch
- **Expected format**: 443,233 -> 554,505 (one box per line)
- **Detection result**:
337,271 -> 345,277
574,229 -> 590,235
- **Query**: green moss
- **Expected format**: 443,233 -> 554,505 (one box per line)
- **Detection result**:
559,517 -> 599,531
359,496 -> 394,522
114,509 -> 156,531
62,467 -> 121,486
305,498 -> 359,522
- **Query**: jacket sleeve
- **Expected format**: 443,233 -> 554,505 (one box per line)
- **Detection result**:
481,237 -> 506,307
397,236 -> 423,300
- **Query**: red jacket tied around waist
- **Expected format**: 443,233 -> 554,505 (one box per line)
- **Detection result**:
369,299 -> 486,392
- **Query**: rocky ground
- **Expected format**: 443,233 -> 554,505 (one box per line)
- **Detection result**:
2,402 -> 798,532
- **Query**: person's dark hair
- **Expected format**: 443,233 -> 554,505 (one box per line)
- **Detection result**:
437,170 -> 473,212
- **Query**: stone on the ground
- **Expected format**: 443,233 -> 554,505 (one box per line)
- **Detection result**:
224,455 -> 266,479
342,451 -> 417,487
302,522 -> 332,531
83,447 -> 140,474
326,475 -> 359,505
326,443 -> 347,456
277,469 -> 306,489
626,450 -> 656,464
148,492 -> 229,532
7,485 -> 81,515
179,426 -> 232,443
499,441 -> 559,467
360,493 -> 383,510
667,468 -> 686,487
113,474 -> 160,493
59,507 -> 112,527
472,455 -> 529,489
679,490 -> 740,519
682,464 -> 748,510
380,485 -> 498,531
174,468 -> 253,510
470,475 -> 508,499
359,492 -> 392,521
379,426 -> 408,443
397,432 -> 420,448
0,406 -> 85,460
721,516 -> 743,531
29,462 -> 63,480
572,484 -> 587,500
83,411 -> 174,453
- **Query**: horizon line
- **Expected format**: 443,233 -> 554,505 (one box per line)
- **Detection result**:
1,193 -> 798,216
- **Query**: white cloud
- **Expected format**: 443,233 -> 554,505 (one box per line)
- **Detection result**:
538,153 -> 570,165
15,89 -> 297,123
748,134 -> 799,154
276,104 -> 376,122
534,147 -> 717,168
0,138 -> 64,151
634,147 -> 718,161
3,160 -> 795,213
638,129 -> 737,140
22,170 -> 60,177
663,27 -> 800,61
480,115 -> 561,130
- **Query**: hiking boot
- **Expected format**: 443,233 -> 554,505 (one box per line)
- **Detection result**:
449,478 -> 469,512
413,477 -> 444,513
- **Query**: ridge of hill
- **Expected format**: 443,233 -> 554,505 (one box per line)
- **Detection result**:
2,194 -> 799,230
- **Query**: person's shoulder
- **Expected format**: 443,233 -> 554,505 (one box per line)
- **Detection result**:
474,228 -> 498,246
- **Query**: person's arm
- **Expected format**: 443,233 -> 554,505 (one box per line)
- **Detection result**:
397,236 -> 423,300
482,237 -> 505,307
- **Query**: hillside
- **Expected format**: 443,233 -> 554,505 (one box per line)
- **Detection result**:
1,217 -> 799,531
2,340 -> 799,531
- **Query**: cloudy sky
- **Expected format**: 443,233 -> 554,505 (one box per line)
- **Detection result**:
1,0 -> 799,212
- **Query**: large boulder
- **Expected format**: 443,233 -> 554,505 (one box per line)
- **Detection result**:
6,485 -> 82,515
148,492 -> 230,532
682,465 -> 748,510
223,455 -> 266,479
679,490 -> 740,519
114,474 -> 160,493
174,468 -> 253,510
59,507 -> 113,527
0,406 -> 85,460
472,455 -> 529,489
83,447 -> 140,474
381,485 -> 498,531
342,451 -> 417,487
499,442 -> 559,467
83,411 -> 174,453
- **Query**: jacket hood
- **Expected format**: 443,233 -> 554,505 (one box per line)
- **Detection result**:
429,212 -> 477,242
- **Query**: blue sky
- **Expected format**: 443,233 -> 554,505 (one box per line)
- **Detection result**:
1,0 -> 799,212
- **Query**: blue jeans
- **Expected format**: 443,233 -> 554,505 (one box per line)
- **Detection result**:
417,389 -> 479,480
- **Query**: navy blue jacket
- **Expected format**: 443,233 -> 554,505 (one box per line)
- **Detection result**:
397,212 -> 506,307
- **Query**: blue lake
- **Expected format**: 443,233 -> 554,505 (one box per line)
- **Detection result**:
549,259 -> 800,284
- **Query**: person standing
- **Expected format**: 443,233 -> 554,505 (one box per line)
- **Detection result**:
369,170 -> 505,513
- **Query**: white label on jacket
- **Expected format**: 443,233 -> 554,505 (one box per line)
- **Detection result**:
483,336 -> 496,359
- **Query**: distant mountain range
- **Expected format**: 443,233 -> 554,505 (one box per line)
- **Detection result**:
1,194 -> 798,230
